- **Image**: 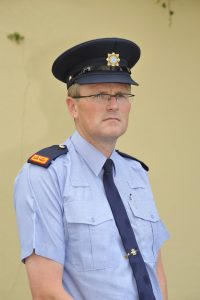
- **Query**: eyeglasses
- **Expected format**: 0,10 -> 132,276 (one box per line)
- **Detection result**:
72,93 -> 135,103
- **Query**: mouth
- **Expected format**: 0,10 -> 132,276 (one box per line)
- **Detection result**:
103,117 -> 120,122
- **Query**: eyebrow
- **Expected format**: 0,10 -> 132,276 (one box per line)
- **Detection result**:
94,90 -> 130,94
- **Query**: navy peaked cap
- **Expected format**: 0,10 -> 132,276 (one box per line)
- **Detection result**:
52,37 -> 141,88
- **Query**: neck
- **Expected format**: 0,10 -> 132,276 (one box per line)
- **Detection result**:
76,130 -> 116,158
93,139 -> 116,158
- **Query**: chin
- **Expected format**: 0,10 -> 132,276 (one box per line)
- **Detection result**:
103,129 -> 125,140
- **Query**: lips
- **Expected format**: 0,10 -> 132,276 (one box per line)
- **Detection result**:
103,117 -> 120,122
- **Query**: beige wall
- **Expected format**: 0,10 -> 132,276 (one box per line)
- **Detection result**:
0,0 -> 200,299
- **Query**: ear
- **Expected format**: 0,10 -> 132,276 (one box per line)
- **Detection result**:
66,97 -> 78,118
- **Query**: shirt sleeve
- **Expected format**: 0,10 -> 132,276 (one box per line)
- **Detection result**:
142,168 -> 170,256
14,163 -> 66,265
154,219 -> 170,257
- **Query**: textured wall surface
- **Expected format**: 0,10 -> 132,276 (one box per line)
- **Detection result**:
0,0 -> 200,299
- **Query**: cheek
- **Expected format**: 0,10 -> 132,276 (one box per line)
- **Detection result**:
84,103 -> 102,119
121,105 -> 131,120
77,104 -> 101,125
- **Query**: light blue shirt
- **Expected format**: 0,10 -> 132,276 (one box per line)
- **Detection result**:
14,131 -> 169,300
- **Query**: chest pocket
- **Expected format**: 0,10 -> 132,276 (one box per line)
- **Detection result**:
127,180 -> 160,264
64,187 -> 121,272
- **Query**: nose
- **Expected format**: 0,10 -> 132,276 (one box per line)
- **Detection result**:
106,95 -> 119,109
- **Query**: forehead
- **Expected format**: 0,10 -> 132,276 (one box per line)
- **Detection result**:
79,83 -> 131,93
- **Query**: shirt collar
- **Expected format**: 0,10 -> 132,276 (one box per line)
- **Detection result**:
70,131 -> 109,176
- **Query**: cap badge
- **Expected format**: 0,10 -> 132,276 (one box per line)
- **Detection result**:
106,52 -> 120,67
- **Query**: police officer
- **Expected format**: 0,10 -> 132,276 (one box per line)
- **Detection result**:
14,38 -> 169,300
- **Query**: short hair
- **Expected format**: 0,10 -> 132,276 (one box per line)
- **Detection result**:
68,82 -> 131,98
67,83 -> 81,98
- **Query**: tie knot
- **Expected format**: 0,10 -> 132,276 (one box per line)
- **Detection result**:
103,159 -> 114,174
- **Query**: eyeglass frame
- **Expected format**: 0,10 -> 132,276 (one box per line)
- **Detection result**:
71,93 -> 135,103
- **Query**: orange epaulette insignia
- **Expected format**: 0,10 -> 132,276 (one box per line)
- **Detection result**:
29,154 -> 50,166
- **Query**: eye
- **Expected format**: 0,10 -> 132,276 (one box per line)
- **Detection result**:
115,93 -> 126,101
95,94 -> 103,99
94,94 -> 108,101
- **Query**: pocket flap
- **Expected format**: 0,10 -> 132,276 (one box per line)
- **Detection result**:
64,200 -> 113,225
128,199 -> 160,222
127,178 -> 145,189
70,178 -> 89,187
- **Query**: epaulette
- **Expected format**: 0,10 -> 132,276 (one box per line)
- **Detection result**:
116,150 -> 149,171
27,144 -> 68,168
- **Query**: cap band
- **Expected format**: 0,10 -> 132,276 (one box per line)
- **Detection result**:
68,65 -> 131,86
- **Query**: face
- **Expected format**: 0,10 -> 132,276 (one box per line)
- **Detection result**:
67,83 -> 132,147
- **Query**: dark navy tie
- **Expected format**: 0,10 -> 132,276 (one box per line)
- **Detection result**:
103,159 -> 156,300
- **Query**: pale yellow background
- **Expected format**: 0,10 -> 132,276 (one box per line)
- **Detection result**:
0,0 -> 200,299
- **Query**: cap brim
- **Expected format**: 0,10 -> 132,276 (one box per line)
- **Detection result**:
71,72 -> 138,86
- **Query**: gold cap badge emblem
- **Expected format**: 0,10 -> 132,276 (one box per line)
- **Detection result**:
106,52 -> 120,67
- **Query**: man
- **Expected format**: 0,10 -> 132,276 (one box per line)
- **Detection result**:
14,37 -> 169,300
